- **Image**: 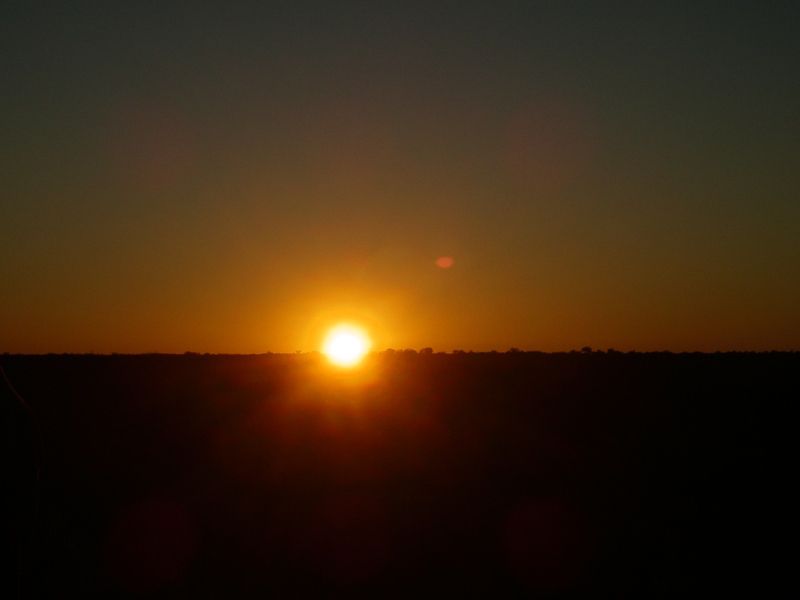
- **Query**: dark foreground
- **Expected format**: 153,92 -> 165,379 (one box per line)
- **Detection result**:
2,352 -> 795,597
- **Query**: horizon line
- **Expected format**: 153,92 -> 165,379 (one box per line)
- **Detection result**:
2,349 -> 798,357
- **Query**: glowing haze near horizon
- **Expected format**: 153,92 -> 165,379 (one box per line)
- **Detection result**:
2,2 -> 799,353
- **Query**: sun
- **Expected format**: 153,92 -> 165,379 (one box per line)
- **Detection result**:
322,324 -> 372,367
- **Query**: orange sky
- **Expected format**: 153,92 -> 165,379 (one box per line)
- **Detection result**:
2,3 -> 798,353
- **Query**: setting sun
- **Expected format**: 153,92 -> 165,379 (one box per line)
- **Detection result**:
322,324 -> 372,367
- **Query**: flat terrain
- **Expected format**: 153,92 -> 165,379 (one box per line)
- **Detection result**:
2,352 -> 795,597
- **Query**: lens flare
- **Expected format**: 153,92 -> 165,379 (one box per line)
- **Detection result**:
435,256 -> 455,269
322,324 -> 371,367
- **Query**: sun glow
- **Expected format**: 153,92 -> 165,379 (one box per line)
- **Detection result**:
322,324 -> 372,367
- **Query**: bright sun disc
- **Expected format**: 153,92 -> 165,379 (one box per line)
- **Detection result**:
322,325 -> 371,367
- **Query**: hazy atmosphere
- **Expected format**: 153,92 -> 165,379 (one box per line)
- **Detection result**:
4,5 -> 798,597
3,2 -> 798,353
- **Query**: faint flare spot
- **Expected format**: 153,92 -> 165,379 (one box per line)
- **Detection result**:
435,256 -> 455,269
106,498 -> 196,592
504,498 -> 593,592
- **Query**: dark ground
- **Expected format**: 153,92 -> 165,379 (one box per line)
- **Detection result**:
2,352 -> 796,597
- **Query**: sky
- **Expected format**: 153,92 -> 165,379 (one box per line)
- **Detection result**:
2,1 -> 799,353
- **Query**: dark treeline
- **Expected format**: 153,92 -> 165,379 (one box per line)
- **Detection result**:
2,353 -> 795,597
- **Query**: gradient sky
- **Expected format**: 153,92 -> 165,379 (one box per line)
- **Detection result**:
2,2 -> 799,353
